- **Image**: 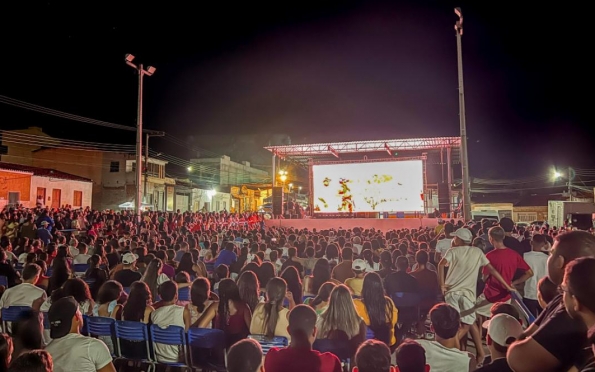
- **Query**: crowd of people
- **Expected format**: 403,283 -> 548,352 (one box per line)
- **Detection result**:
0,204 -> 594,372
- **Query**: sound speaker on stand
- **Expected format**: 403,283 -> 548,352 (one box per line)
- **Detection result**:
272,187 -> 284,216
437,182 -> 451,216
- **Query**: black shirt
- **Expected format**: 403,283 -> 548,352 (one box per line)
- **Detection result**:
114,269 -> 142,288
0,262 -> 19,287
384,271 -> 419,294
532,293 -> 588,371
475,358 -> 513,372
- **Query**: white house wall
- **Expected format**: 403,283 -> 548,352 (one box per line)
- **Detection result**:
31,176 -> 93,209
190,189 -> 231,212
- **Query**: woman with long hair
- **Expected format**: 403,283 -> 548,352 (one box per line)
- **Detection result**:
215,279 -> 251,348
141,258 -> 169,299
122,281 -> 154,323
83,254 -> 108,299
249,277 -> 292,340
280,266 -> 302,306
48,257 -> 71,295
305,281 -> 336,315
237,270 -> 260,313
185,277 -> 218,328
176,252 -> 207,279
353,272 -> 398,346
62,278 -> 95,315
316,284 -> 366,354
257,262 -> 275,291
303,258 -> 331,296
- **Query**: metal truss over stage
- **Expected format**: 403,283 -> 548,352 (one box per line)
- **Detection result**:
265,137 -> 461,165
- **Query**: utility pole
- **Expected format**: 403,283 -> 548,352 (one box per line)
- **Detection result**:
144,132 -> 165,204
125,54 -> 156,230
455,7 -> 472,221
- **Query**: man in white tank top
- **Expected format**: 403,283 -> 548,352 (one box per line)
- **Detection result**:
150,281 -> 191,363
417,303 -> 476,372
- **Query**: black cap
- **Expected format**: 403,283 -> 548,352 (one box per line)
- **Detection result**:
48,296 -> 78,339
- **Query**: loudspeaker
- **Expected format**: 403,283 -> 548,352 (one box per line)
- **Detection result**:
570,213 -> 592,231
438,183 -> 451,214
272,187 -> 284,215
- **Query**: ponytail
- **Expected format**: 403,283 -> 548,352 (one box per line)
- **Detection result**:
263,299 -> 280,338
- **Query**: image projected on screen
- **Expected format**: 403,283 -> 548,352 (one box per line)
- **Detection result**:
312,160 -> 424,213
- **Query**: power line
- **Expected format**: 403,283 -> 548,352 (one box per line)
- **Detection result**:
0,95 -> 163,135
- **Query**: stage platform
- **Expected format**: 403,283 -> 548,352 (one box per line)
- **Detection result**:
264,218 -> 447,230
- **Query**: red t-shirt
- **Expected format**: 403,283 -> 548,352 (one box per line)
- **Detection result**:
264,346 -> 342,372
482,247 -> 530,302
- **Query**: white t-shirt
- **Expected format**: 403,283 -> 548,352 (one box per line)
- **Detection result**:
443,245 -> 489,299
523,251 -> 549,300
46,333 -> 112,372
151,305 -> 186,363
435,238 -> 452,256
417,339 -> 471,372
74,254 -> 91,265
0,283 -> 46,310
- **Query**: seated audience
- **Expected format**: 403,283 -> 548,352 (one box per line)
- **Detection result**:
396,339 -> 430,372
227,338 -> 264,372
45,297 -> 115,372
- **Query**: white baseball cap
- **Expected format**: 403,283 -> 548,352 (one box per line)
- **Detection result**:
483,313 -> 523,346
122,252 -> 138,265
352,259 -> 367,272
243,238 -> 250,244
453,228 -> 473,243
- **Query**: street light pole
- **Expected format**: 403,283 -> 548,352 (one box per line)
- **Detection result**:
125,54 -> 156,229
455,8 -> 472,221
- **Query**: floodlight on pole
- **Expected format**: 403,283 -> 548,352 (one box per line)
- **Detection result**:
125,54 -> 156,230
454,7 -> 472,221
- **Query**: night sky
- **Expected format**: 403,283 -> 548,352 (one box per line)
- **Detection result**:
0,0 -> 591,179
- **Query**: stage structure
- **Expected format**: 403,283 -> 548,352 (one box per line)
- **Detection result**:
265,137 -> 462,217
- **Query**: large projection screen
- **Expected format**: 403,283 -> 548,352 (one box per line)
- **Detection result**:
312,160 -> 424,213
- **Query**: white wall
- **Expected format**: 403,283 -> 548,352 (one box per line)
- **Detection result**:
31,176 -> 93,208
190,188 -> 231,212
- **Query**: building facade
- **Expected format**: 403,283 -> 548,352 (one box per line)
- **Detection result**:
0,162 -> 92,209
0,128 -> 172,210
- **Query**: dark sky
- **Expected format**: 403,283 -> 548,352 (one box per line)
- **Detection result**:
0,0 -> 591,178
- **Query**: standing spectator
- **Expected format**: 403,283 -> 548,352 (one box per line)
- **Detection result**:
523,234 -> 549,317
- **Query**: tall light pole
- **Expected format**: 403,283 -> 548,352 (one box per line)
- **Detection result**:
125,54 -> 156,228
454,8 -> 472,221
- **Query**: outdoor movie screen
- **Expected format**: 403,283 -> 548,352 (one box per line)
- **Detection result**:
312,160 -> 424,213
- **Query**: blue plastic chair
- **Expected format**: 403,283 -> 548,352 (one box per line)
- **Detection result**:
365,327 -> 375,340
83,277 -> 96,287
114,320 -> 153,365
0,276 -> 8,287
74,263 -> 89,273
87,317 -> 117,356
123,287 -> 131,295
82,315 -> 89,335
187,328 -> 226,371
205,262 -> 215,273
2,306 -> 31,333
511,291 -> 536,324
149,324 -> 189,368
45,267 -> 53,277
42,312 -> 50,330
178,287 -> 190,302
248,334 -> 288,355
